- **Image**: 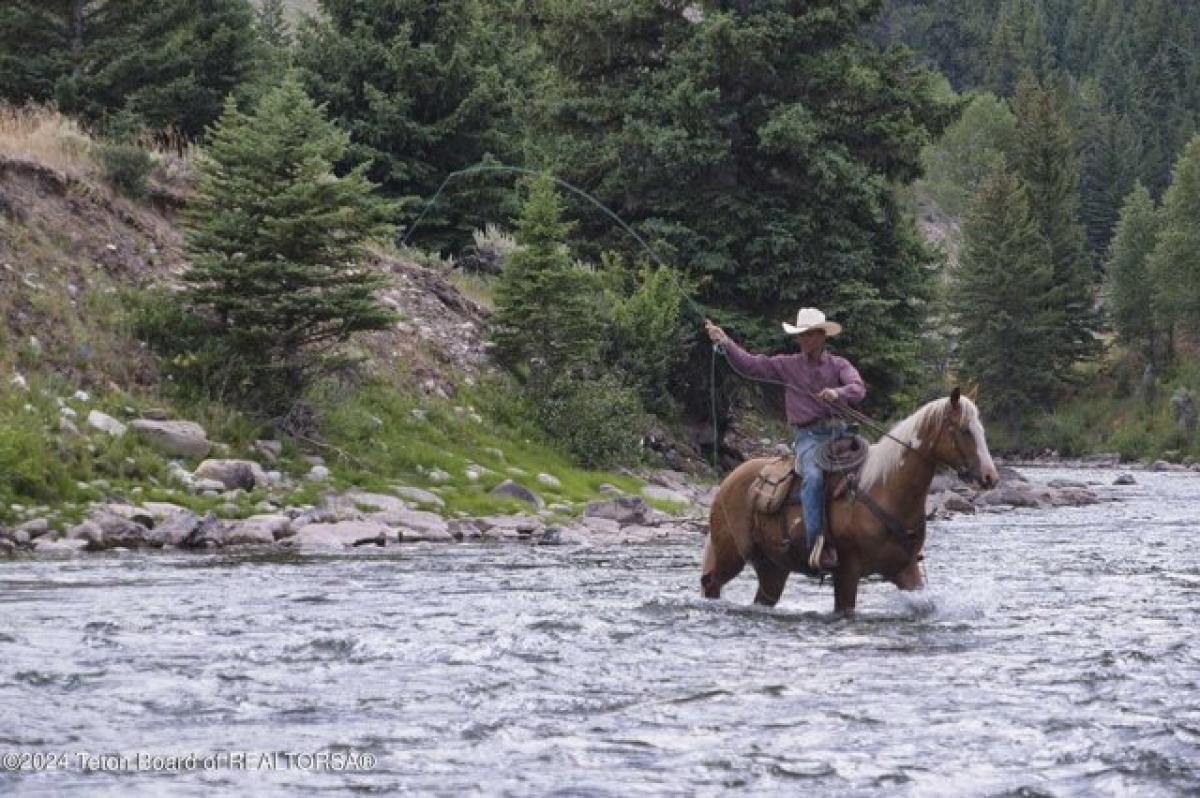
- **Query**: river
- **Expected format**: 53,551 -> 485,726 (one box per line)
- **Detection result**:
1,466 -> 1198,796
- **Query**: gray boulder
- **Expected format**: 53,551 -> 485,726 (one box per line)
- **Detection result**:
74,511 -> 152,550
345,490 -> 409,515
641,485 -> 692,505
490,479 -> 543,509
393,486 -> 445,508
473,514 -> 544,540
585,496 -> 650,525
978,485 -> 1042,509
1047,478 -> 1089,489
14,518 -> 51,539
580,516 -> 621,536
1046,487 -> 1100,507
371,507 -> 452,542
942,495 -> 976,514
87,410 -> 126,437
194,459 -> 269,490
145,508 -> 201,547
66,521 -> 103,546
997,465 -> 1028,484
181,513 -> 225,548
222,515 -> 289,546
31,537 -> 88,553
287,521 -> 392,549
130,420 -> 211,458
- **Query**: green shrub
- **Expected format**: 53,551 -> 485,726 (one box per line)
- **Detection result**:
1031,411 -> 1089,457
97,142 -> 154,199
0,390 -> 90,513
612,264 -> 695,416
534,375 -> 649,469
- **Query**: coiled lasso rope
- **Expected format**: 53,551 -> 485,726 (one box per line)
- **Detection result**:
812,432 -> 871,473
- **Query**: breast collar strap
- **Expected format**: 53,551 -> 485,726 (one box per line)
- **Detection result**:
846,476 -> 918,560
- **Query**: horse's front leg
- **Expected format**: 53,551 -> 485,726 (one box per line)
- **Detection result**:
892,559 -> 924,591
832,564 -> 861,618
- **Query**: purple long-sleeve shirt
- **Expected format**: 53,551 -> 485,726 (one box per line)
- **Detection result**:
722,339 -> 866,428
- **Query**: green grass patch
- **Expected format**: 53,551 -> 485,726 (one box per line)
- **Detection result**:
313,377 -> 644,517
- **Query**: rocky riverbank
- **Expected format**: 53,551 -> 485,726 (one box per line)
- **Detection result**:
2,454 -> 1150,558
3,470 -> 712,556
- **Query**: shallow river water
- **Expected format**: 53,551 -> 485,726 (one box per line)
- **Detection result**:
2,466 -> 1199,796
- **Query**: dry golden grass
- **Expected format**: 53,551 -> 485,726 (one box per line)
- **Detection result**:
0,104 -> 97,179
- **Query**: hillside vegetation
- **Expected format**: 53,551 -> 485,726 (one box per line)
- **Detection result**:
0,106 -> 653,527
3,0 -> 1200,529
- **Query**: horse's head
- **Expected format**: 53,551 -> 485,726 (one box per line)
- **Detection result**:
931,388 -> 999,489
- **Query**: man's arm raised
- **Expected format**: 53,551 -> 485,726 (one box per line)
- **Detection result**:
704,319 -> 786,383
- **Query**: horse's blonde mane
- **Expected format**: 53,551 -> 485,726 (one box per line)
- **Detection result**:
857,396 -> 981,490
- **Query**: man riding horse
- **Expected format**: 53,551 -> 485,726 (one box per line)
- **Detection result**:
704,308 -> 865,572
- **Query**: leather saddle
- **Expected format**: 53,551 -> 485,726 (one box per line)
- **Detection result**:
749,434 -> 868,564
750,434 -> 866,511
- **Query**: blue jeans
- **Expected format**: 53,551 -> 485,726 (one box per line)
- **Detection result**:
793,423 -> 843,551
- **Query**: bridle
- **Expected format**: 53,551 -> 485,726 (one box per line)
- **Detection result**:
938,420 -> 984,486
828,395 -> 986,488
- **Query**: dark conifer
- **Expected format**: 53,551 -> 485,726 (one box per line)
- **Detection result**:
182,77 -> 397,410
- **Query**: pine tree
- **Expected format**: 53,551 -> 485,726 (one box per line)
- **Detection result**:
182,77 -> 397,411
256,0 -> 291,50
489,174 -> 607,380
489,175 -> 647,467
0,1 -> 97,105
1149,134 -> 1200,338
1011,72 -> 1098,375
295,0 -> 514,250
950,167 -> 1058,440
1078,86 -> 1140,256
0,0 -> 263,138
1105,183 -> 1162,361
984,0 -> 1056,96
919,92 -> 1017,218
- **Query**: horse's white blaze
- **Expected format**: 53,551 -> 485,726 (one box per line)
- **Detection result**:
968,416 -> 998,483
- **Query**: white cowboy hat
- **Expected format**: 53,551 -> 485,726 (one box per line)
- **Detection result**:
782,307 -> 842,337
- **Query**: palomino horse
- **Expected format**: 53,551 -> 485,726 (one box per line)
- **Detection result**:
701,389 -> 999,615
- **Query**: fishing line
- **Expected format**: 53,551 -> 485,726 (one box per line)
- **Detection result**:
401,164 -> 667,270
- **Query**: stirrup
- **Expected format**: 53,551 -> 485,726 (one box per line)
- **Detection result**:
807,535 -> 825,570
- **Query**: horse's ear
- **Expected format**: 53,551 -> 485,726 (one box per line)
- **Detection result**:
948,387 -> 962,422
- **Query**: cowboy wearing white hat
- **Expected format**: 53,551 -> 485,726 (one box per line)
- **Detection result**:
704,308 -> 865,571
